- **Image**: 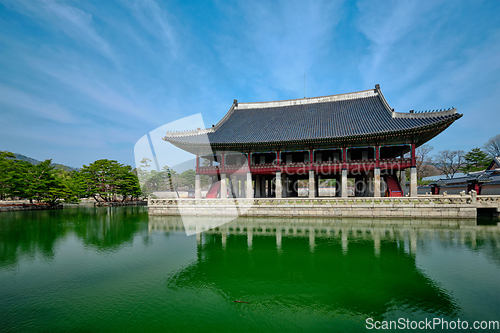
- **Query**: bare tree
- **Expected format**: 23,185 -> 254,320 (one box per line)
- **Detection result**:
432,150 -> 466,178
415,144 -> 434,180
484,134 -> 500,157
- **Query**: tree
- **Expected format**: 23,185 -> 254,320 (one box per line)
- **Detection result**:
415,144 -> 434,180
1,155 -> 80,205
484,134 -> 500,158
432,150 -> 466,179
13,159 -> 57,203
0,151 -> 16,200
179,169 -> 196,189
79,159 -> 142,202
460,148 -> 491,174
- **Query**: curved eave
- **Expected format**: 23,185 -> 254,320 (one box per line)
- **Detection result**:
164,113 -> 462,154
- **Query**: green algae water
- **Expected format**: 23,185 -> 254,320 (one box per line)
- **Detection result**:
1,207 -> 500,332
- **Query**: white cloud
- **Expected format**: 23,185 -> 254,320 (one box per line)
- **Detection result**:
125,0 -> 177,57
214,0 -> 344,98
0,85 -> 76,123
2,0 -> 117,64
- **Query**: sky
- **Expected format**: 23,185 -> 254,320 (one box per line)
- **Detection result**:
0,0 -> 499,168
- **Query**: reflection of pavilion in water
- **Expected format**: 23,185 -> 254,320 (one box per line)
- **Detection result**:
149,218 -> 500,317
149,216 -> 500,254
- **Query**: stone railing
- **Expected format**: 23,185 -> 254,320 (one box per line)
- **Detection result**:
149,194 -> 500,220
477,195 -> 500,205
149,195 -> 489,207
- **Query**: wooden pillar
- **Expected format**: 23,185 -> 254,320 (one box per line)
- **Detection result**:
411,143 -> 416,167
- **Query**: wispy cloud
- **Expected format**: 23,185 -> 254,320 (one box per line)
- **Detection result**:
0,85 -> 76,123
125,0 -> 177,57
214,0 -> 344,99
355,0 -> 445,87
2,0 -> 117,64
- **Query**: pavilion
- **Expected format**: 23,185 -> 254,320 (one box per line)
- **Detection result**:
163,85 -> 461,199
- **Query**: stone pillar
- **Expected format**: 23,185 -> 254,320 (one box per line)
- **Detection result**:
227,176 -> 234,198
374,168 -> 381,197
246,172 -> 253,198
220,173 -> 227,199
241,176 -> 246,198
235,177 -> 240,198
400,169 -> 406,196
410,166 -> 417,197
367,171 -> 374,197
195,174 -> 201,199
275,171 -> 282,198
341,169 -> 348,198
309,170 -> 316,198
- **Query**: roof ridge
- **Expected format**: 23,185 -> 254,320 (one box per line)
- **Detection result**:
375,84 -> 393,115
392,108 -> 458,119
237,88 -> 377,110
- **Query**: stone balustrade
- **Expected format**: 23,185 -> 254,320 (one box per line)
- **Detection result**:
148,194 -> 500,221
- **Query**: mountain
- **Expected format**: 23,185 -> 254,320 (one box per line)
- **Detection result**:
13,153 -> 79,172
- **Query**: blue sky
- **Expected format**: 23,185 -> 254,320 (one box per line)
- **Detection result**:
1,0 -> 499,168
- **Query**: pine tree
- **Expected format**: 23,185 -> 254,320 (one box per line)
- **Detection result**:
461,148 -> 491,174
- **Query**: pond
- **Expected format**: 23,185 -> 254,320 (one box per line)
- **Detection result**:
1,207 -> 499,332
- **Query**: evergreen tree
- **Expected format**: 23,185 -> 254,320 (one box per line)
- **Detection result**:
461,148 -> 491,173
78,159 -> 142,202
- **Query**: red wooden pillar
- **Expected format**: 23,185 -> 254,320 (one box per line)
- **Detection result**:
247,152 -> 251,171
196,154 -> 199,173
342,147 -> 347,169
411,143 -> 416,167
221,153 -> 225,173
309,148 -> 314,170
375,145 -> 380,168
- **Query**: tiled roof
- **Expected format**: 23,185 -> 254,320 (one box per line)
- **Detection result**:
164,85 -> 462,148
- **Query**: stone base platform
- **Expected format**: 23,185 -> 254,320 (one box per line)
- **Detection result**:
148,197 -> 493,221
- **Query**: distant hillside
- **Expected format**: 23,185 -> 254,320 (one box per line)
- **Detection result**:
13,153 -> 79,172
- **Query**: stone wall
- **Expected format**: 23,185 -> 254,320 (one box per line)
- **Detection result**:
0,203 -> 62,212
147,196 -> 500,221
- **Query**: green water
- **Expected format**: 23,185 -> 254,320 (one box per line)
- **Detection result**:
1,207 -> 499,332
